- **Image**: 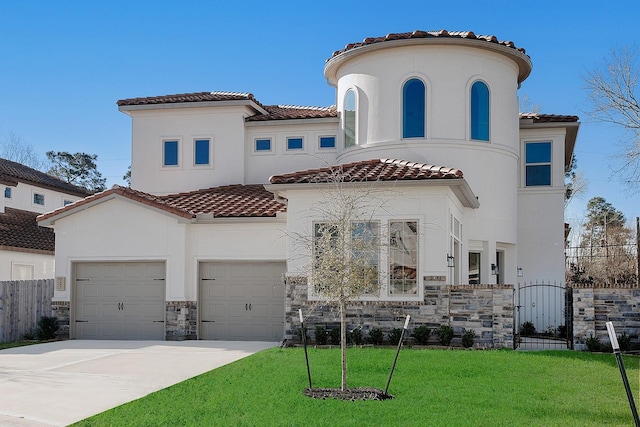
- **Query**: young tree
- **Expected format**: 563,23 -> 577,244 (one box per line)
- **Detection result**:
584,46 -> 640,188
0,132 -> 46,170
291,170 -> 386,391
123,166 -> 131,187
46,151 -> 107,193
564,154 -> 587,208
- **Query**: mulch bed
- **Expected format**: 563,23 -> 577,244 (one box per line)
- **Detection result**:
304,387 -> 394,401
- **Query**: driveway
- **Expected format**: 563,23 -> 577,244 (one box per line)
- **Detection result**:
0,340 -> 278,427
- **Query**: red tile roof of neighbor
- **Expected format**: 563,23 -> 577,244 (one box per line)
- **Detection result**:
0,207 -> 54,252
0,158 -> 91,197
269,159 -> 464,184
245,105 -> 337,122
329,30 -> 528,59
37,184 -> 287,222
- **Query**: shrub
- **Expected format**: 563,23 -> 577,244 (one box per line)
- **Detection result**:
36,316 -> 59,340
367,328 -> 384,345
21,328 -> 38,341
329,327 -> 341,345
296,326 -> 309,343
436,325 -> 454,346
557,324 -> 567,338
462,329 -> 476,348
585,334 -> 601,352
314,326 -> 327,345
350,328 -> 363,345
411,325 -> 431,345
388,328 -> 403,345
618,333 -> 632,352
520,321 -> 536,337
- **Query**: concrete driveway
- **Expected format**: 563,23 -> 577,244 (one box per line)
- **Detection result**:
0,340 -> 278,427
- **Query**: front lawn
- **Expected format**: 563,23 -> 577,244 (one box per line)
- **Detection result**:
73,347 -> 638,426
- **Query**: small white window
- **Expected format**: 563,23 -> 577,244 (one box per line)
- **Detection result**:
33,193 -> 45,206
163,140 -> 179,167
286,137 -> 304,151
194,139 -> 210,165
254,138 -> 273,153
63,199 -> 73,206
319,136 -> 336,150
4,187 -> 11,199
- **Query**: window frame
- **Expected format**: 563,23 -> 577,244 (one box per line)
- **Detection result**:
33,192 -> 45,206
402,78 -> 426,139
193,138 -> 211,166
253,138 -> 273,154
524,141 -> 552,186
470,80 -> 490,141
388,220 -> 419,296
318,135 -> 336,150
162,139 -> 180,167
343,89 -> 357,149
286,136 -> 304,152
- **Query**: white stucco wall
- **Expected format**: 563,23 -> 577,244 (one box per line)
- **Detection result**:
127,105 -> 252,195
244,120 -> 340,184
2,182 -> 83,214
50,197 -> 287,302
0,250 -> 54,280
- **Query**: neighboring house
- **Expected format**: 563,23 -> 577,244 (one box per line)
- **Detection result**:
0,158 -> 90,280
38,30 -> 579,342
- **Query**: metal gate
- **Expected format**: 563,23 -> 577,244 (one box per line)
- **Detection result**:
514,281 -> 573,350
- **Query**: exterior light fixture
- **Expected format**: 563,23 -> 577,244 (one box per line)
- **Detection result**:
447,254 -> 455,268
517,267 -> 524,277
491,263 -> 498,275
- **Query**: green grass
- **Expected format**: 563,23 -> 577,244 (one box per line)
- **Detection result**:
0,340 -> 41,350
73,348 -> 639,426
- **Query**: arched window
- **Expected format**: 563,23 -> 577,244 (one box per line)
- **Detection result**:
344,89 -> 356,148
471,81 -> 489,141
402,79 -> 425,138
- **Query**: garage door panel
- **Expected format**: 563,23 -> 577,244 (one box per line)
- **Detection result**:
74,262 -> 165,340
200,261 -> 284,341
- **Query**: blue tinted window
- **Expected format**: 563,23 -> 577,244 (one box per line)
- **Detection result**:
164,140 -> 179,166
194,139 -> 210,165
255,139 -> 271,151
525,142 -> 552,186
471,81 -> 489,141
344,90 -> 356,148
33,193 -> 44,205
526,142 -> 551,163
287,137 -> 303,150
319,136 -> 336,149
4,187 -> 11,198
402,79 -> 425,138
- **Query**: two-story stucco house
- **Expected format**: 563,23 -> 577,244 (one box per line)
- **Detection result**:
0,158 -> 89,280
38,30 -> 578,343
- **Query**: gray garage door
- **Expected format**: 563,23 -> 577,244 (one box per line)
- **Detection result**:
199,261 -> 285,341
74,262 -> 165,339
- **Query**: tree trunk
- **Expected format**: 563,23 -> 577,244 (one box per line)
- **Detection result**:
340,298 -> 347,391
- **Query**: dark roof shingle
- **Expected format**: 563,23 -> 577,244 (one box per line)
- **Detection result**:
246,105 -> 337,122
0,158 -> 91,197
519,113 -> 579,123
0,207 -> 54,252
269,159 -> 463,184
117,91 -> 264,107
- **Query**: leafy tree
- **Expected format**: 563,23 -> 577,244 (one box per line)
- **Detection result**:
584,46 -> 640,188
123,166 -> 131,187
0,131 -> 46,170
564,154 -> 587,208
46,151 -> 106,193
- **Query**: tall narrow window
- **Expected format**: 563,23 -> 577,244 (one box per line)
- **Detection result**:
163,140 -> 179,166
344,89 -> 356,148
471,81 -> 490,141
389,221 -> 418,295
194,139 -> 210,165
469,252 -> 481,284
4,187 -> 11,199
525,142 -> 552,186
402,79 -> 425,138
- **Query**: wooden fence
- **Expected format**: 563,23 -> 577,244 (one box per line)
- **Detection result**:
0,279 -> 54,342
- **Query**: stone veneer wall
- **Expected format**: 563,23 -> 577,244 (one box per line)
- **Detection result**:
571,283 -> 640,348
165,301 -> 197,340
286,276 -> 514,348
51,301 -> 70,339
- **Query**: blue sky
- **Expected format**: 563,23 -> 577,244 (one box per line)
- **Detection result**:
0,1 -> 638,231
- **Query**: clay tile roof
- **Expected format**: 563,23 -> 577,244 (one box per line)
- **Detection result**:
330,29 -> 527,59
0,158 -> 91,197
37,184 -> 286,222
269,158 -> 463,184
519,113 -> 580,123
246,105 -> 337,122
0,207 -> 54,252
116,91 -> 266,109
